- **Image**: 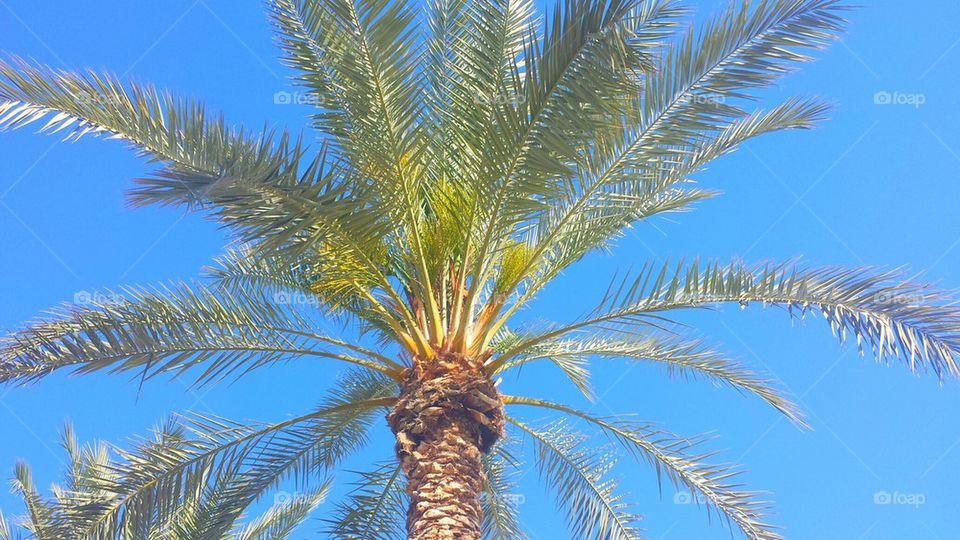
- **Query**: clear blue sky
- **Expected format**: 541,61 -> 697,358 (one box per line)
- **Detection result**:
1,1 -> 959,538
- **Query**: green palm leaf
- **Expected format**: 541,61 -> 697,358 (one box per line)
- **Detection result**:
326,460 -> 407,539
5,427 -> 332,540
480,443 -> 526,540
53,370 -> 394,538
508,418 -> 641,540
3,1 -> 958,538
496,331 -> 805,426
0,281 -> 401,386
235,485 -> 330,540
505,396 -> 781,540
499,259 -> 960,379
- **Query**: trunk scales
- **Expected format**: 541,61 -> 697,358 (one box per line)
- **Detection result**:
387,352 -> 505,539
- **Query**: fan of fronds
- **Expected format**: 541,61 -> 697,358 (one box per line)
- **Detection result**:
0,424 -> 330,540
2,0 -> 958,538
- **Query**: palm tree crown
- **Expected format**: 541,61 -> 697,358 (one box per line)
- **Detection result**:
1,0 -> 958,538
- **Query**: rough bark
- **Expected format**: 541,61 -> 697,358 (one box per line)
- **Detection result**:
387,352 -> 504,540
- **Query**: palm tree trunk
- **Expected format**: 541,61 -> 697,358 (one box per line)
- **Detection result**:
388,353 -> 504,540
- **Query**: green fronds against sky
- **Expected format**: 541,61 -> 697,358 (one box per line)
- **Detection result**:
1,0 -> 959,538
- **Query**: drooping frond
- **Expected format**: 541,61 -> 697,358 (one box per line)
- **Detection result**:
500,260 -> 960,379
480,443 -> 526,540
494,331 -> 804,426
505,396 -> 781,540
234,484 -> 330,540
326,460 -> 407,539
0,58 -> 417,337
507,418 -> 641,540
0,281 -> 402,386
0,57 -> 325,227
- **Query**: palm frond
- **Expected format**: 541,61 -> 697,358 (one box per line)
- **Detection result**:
0,511 -> 14,540
157,461 -> 255,539
0,281 -> 402,386
463,0 -> 683,319
10,462 -> 66,539
270,0 -> 443,336
480,443 -> 526,540
507,418 -> 641,540
6,427 -> 333,540
505,396 -> 781,540
421,0 -> 535,188
491,329 -> 595,400
206,248 -> 313,293
516,97 -> 831,298
205,247 -> 403,346
235,484 -> 330,540
270,0 -> 422,177
0,58 -> 412,326
48,369 -> 394,538
501,260 -> 960,379
0,56 -> 246,173
495,331 -> 804,426
326,460 -> 407,539
0,57 -> 316,224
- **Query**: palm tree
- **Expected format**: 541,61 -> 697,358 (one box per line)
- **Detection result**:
1,424 -> 329,539
1,0 -> 958,538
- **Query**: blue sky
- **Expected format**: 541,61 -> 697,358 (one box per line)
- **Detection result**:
1,1 -> 959,538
